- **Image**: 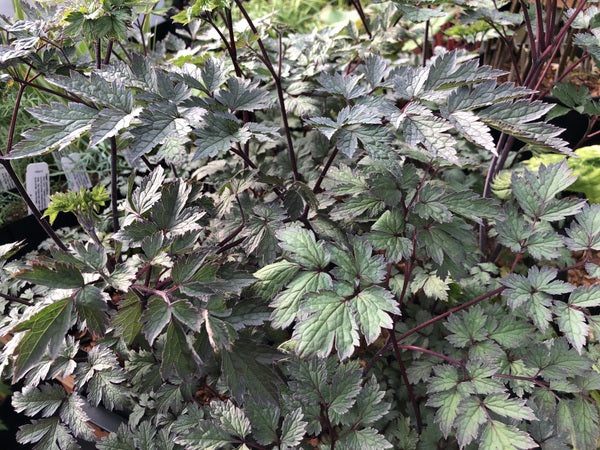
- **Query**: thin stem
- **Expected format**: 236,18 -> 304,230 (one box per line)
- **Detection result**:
103,40 -> 114,66
391,334 -> 423,432
422,19 -> 429,67
0,292 -> 33,307
109,137 -> 120,232
312,147 -> 339,194
206,14 -> 244,77
118,42 -> 134,64
519,0 -> 538,62
487,22 -> 522,85
95,40 -> 102,69
350,0 -> 372,39
396,344 -> 464,367
234,0 -> 300,182
534,0 -> 545,56
538,53 -> 590,98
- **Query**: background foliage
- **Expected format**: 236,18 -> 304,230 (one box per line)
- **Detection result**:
0,0 -> 599,449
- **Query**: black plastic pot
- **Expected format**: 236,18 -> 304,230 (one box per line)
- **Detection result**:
0,212 -> 79,260
544,96 -> 600,148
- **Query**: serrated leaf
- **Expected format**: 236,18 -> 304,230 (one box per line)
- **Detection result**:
12,385 -> 66,417
424,52 -> 505,91
13,298 -> 73,381
112,295 -> 142,345
555,302 -> 588,354
294,290 -> 358,360
336,427 -> 392,449
455,396 -> 486,448
270,270 -> 332,329
128,103 -> 191,161
427,389 -> 462,438
557,397 -> 599,450
280,408 -> 307,448
483,394 -> 537,421
368,210 -> 412,263
565,204 -> 600,251
16,264 -> 84,289
480,420 -> 537,449
216,77 -> 271,112
294,285 -> 398,360
143,297 -> 171,345
276,226 -> 329,270
446,109 -> 496,155
47,71 -> 133,111
246,403 -> 278,445
75,285 -> 108,336
16,417 -> 78,450
161,321 -> 197,381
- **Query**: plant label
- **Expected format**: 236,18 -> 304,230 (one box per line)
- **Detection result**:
0,165 -> 16,191
26,162 -> 50,214
60,153 -> 92,191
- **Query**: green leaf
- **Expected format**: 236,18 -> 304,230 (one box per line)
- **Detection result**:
293,284 -> 398,359
47,71 -> 133,112
424,52 -> 505,91
253,260 -> 301,300
220,341 -> 281,405
216,77 -> 271,112
454,396 -> 486,448
444,306 -> 488,348
211,401 -> 251,439
12,384 -> 66,417
112,295 -> 142,346
161,321 -> 197,381
294,290 -> 358,360
16,417 -> 78,450
511,162 -> 579,218
192,112 -> 248,159
16,264 -> 84,289
558,397 -> 599,450
368,210 -> 412,263
142,297 -> 171,345
174,422 -> 234,450
128,103 -> 190,161
330,239 -> 386,285
448,81 -> 535,111
502,266 -> 574,331
74,285 -> 108,336
13,298 -> 73,382
276,226 -> 330,270
427,389 -> 462,438
336,427 -> 393,449
270,270 -> 332,329
279,408 -> 307,448
569,285 -> 600,308
246,403 -> 278,445
480,420 -> 537,449
483,394 -> 537,421
565,204 -> 600,251
555,302 -> 588,354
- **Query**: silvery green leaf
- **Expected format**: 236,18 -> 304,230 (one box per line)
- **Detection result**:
47,70 -> 133,112
128,103 -> 191,161
216,77 -> 272,112
447,81 -> 536,111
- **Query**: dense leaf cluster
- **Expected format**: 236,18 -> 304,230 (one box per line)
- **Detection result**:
0,0 -> 599,449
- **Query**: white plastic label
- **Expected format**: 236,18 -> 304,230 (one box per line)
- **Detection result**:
61,153 -> 92,191
0,165 -> 16,191
26,162 -> 50,214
